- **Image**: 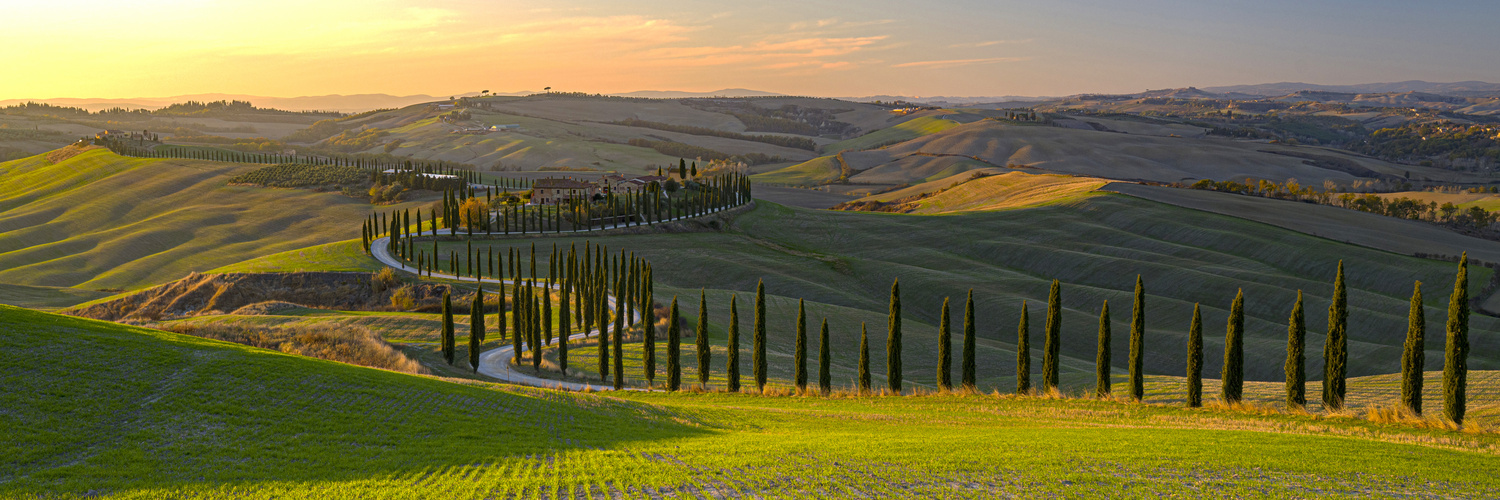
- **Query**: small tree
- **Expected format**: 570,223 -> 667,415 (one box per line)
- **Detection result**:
795,299 -> 808,392
962,289 -> 976,391
1285,291 -> 1306,409
727,295 -> 741,392
1187,303 -> 1203,408
1017,301 -> 1031,395
442,291 -> 456,365
668,296 -> 681,391
1444,255 -> 1469,424
937,297 -> 952,391
697,289 -> 710,389
1095,301 -> 1111,398
1128,276 -> 1145,401
858,322 -> 871,394
1043,280 -> 1062,392
470,287 -> 484,372
754,280 -> 768,392
1323,261 -> 1348,410
1400,282 -> 1424,414
887,279 -> 902,393
819,318 -> 831,395
1222,289 -> 1245,404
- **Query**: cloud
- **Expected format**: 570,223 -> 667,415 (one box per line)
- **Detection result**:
892,57 -> 1029,69
948,39 -> 1035,48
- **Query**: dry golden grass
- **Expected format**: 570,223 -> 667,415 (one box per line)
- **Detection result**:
157,322 -> 428,374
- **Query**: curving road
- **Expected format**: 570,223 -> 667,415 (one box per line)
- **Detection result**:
368,202 -> 747,390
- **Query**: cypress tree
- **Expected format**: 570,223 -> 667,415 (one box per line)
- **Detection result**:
1129,275 -> 1145,401
727,295 -> 741,392
1276,291 -> 1303,409
559,279 -> 570,376
442,291 -> 455,365
668,296 -> 681,391
1444,255 -> 1469,424
644,266 -> 655,386
858,322 -> 871,394
937,297 -> 952,391
795,299 -> 807,391
1400,282 -> 1424,414
598,273 -> 610,385
1043,280 -> 1061,393
962,289 -> 976,391
1324,261 -> 1348,410
1187,304 -> 1203,408
754,280 -> 767,392
1096,301 -> 1111,398
531,290 -> 542,372
614,275 -> 626,387
470,287 -> 483,372
819,318 -> 831,395
511,287 -> 523,365
886,279 -> 902,394
1017,301 -> 1031,395
697,289 -> 710,389
1223,289 -> 1245,404
542,283 -> 552,346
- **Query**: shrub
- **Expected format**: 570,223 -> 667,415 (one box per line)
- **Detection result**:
390,285 -> 416,311
371,267 -> 400,293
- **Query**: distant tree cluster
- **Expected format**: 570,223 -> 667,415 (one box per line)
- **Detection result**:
229,163 -> 367,188
610,118 -> 817,150
1188,178 -> 1500,230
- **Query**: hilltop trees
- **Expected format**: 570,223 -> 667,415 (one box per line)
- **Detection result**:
1223,289 -> 1245,404
1043,280 -> 1062,393
1286,291 -> 1307,408
1445,255 -> 1470,424
1324,261 -> 1349,410
1401,282 -> 1424,414
1187,304 -> 1203,408
887,279 -> 903,393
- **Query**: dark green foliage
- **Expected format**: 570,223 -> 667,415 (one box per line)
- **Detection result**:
1324,261 -> 1349,410
1129,275 -> 1145,401
1096,301 -> 1111,398
887,279 -> 903,393
727,295 -> 740,392
819,319 -> 831,395
1043,280 -> 1061,392
1223,289 -> 1245,404
1445,255 -> 1470,424
1401,282 -> 1424,414
227,163 -> 366,187
1017,302 -> 1031,395
858,322 -> 871,393
1187,304 -> 1203,408
962,290 -> 976,390
641,270 -> 653,386
697,290 -> 710,388
937,297 -> 951,391
668,296 -> 681,391
441,292 -> 455,366
469,287 -> 483,372
795,299 -> 807,391
1286,291 -> 1307,408
559,280 -> 569,375
598,275 -> 610,385
614,276 -> 626,388
754,280 -> 767,392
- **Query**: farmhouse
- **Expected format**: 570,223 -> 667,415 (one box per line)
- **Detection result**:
531,177 -> 597,205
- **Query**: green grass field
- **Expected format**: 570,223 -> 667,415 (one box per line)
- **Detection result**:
6,305 -> 1500,498
0,149 -> 431,291
821,115 -> 962,154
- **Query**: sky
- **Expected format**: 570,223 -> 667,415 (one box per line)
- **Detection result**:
4,0 -> 1499,100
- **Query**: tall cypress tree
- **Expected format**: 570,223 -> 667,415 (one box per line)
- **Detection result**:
1187,303 -> 1203,408
819,318 -> 831,395
754,280 -> 767,392
470,287 -> 483,372
1095,301 -> 1111,398
668,296 -> 681,391
530,291 -> 542,372
511,286 -> 523,365
727,295 -> 741,392
559,279 -> 570,376
1400,282 -> 1424,414
598,274 -> 610,385
642,269 -> 654,387
1324,261 -> 1348,410
1286,291 -> 1307,408
1223,289 -> 1245,404
858,322 -> 871,394
937,297 -> 952,391
1444,255 -> 1469,424
614,275 -> 626,388
1017,301 -> 1031,395
886,279 -> 902,394
1129,275 -> 1145,401
442,291 -> 455,366
962,289 -> 976,391
1043,280 -> 1062,393
795,299 -> 808,391
697,289 -> 710,389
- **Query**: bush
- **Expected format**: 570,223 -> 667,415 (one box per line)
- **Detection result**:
391,285 -> 416,311
229,163 -> 367,188
160,323 -> 426,374
372,268 -> 400,293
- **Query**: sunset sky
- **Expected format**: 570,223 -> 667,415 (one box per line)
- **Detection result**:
6,0 -> 1500,99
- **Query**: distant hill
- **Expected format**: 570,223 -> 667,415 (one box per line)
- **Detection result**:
1205,80 -> 1500,96
0,93 -> 448,113
610,88 -> 784,98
